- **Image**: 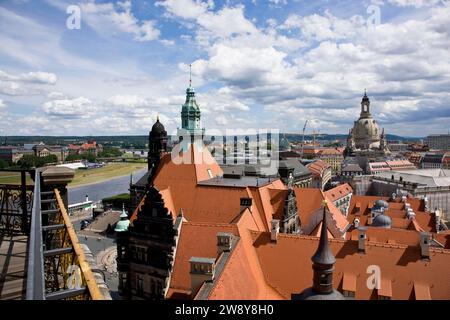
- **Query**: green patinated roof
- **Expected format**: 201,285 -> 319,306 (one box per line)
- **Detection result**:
115,219 -> 130,232
182,86 -> 201,112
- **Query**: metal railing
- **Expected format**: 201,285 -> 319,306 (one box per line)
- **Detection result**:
25,170 -> 104,300
0,169 -> 34,235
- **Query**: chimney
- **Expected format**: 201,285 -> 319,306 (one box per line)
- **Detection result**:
419,232 -> 431,259
217,233 -> 233,256
189,257 -> 216,297
435,209 -> 441,233
357,227 -> 368,253
271,219 -> 280,242
406,208 -> 415,220
85,194 -> 89,202
240,197 -> 252,213
354,218 -> 360,228
402,195 -> 407,203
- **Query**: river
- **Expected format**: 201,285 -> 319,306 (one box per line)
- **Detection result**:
68,169 -> 147,204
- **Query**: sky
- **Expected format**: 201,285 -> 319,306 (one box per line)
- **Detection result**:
0,0 -> 449,137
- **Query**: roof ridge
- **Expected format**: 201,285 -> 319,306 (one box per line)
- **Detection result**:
183,221 -> 237,228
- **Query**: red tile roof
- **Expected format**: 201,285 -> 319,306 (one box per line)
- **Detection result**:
324,183 -> 353,202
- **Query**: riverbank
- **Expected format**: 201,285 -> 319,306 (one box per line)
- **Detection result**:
0,162 -> 147,187
69,163 -> 147,188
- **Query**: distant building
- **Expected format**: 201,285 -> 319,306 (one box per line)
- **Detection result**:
317,148 -> 344,175
372,169 -> 450,220
420,153 -> 445,169
278,159 -> 312,188
68,140 -> 103,157
368,159 -> 415,175
405,152 -> 422,167
388,142 -> 409,152
307,160 -> 332,190
324,183 -> 353,216
32,142 -> 68,162
341,163 -> 364,177
425,134 -> 450,151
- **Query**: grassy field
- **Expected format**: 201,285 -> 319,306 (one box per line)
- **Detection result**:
0,162 -> 147,187
69,162 -> 147,187
0,172 -> 34,185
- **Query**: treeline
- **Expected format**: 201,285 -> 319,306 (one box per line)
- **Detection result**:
65,147 -> 123,163
17,154 -> 58,169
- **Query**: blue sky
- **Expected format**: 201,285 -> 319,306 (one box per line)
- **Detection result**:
0,0 -> 449,136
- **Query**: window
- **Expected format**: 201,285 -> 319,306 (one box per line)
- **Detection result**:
136,274 -> 144,296
320,274 -> 328,285
119,272 -> 128,291
157,281 -> 163,296
119,246 -> 126,259
343,290 -> 355,298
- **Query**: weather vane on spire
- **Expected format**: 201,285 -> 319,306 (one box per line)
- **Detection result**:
189,63 -> 192,87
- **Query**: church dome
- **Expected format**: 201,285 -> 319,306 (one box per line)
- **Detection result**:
353,118 -> 380,148
115,219 -> 130,232
115,205 -> 130,232
151,118 -> 166,134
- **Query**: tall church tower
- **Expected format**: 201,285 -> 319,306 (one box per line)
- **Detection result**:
281,173 -> 301,234
148,117 -> 168,175
179,64 -> 205,142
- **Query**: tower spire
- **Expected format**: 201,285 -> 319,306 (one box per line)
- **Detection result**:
312,201 -> 336,266
293,199 -> 344,299
189,63 -> 192,87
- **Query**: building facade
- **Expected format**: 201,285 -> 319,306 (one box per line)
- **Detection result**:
425,134 -> 450,151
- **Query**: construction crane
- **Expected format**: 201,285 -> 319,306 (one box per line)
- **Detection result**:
301,120 -> 308,157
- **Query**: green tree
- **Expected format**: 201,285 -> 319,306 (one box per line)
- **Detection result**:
65,154 -> 83,162
18,154 -> 58,169
0,159 -> 8,169
18,155 -> 36,169
84,154 -> 97,163
98,147 -> 123,158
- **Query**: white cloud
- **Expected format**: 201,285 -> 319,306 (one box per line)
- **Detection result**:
0,99 -> 6,111
156,0 -> 213,20
156,1 -> 257,40
0,70 -> 57,96
0,70 -> 57,84
42,97 -> 99,118
80,0 -> 160,42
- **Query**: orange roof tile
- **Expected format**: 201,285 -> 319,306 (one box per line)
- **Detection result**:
294,188 -> 349,236
252,231 -> 450,299
167,222 -> 239,298
324,183 -> 353,202
343,273 -> 357,292
414,283 -> 431,300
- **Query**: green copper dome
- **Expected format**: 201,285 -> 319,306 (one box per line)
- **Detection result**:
115,204 -> 130,232
115,219 -> 130,232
